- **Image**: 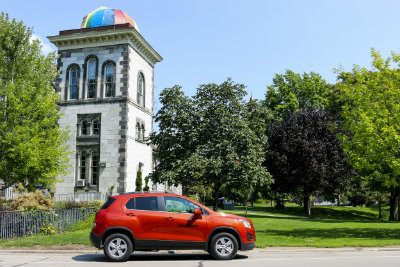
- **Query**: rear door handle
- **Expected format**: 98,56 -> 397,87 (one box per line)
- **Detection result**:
165,217 -> 174,221
126,213 -> 135,217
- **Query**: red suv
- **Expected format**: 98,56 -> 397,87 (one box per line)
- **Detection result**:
90,192 -> 255,261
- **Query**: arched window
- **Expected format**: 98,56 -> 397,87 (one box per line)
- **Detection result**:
87,58 -> 96,99
136,122 -> 141,140
91,150 -> 99,186
81,119 -> 88,135
69,67 -> 78,100
92,119 -> 100,135
80,151 -> 86,180
105,64 -> 115,97
137,73 -> 145,106
141,124 -> 145,141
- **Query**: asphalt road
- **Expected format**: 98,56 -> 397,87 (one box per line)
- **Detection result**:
1,248 -> 400,267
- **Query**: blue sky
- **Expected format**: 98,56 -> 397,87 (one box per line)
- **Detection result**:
3,0 -> 400,108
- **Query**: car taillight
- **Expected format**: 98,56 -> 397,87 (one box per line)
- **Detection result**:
95,211 -> 106,224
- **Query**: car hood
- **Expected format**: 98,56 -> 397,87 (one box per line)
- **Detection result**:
216,212 -> 250,222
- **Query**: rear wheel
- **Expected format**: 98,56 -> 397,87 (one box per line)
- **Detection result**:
103,233 -> 133,262
209,232 -> 238,260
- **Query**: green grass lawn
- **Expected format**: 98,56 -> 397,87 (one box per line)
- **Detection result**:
226,203 -> 400,248
1,205 -> 399,248
229,211 -> 400,248
0,229 -> 92,247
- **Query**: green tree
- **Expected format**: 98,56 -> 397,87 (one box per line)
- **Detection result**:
135,166 -> 143,191
151,79 -> 271,211
337,49 -> 400,221
264,70 -> 332,119
0,13 -> 70,190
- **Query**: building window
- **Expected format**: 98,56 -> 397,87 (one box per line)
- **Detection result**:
105,63 -> 115,97
87,58 -> 96,99
92,119 -> 100,135
80,151 -> 86,180
136,122 -> 141,140
81,119 -> 88,135
141,124 -> 145,141
137,73 -> 145,106
69,67 -> 78,100
91,150 -> 99,186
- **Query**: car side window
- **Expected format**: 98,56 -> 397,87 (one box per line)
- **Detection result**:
164,196 -> 200,214
125,197 -> 159,211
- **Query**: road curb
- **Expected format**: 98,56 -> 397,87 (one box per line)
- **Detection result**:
1,247 -> 400,254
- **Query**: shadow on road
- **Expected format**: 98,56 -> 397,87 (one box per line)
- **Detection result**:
72,253 -> 248,262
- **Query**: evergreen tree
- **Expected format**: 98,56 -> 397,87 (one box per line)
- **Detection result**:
135,167 -> 143,191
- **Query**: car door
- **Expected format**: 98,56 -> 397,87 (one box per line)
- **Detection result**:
123,196 -> 165,249
162,196 -> 207,248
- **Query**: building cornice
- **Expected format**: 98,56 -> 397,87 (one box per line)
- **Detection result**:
48,26 -> 163,67
59,97 -> 153,117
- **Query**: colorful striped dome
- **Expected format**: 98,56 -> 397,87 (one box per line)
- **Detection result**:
80,7 -> 139,32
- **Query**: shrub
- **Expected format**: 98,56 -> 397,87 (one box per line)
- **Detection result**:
11,190 -> 54,211
0,197 -> 13,211
55,200 -> 103,210
69,213 -> 95,231
41,222 -> 56,235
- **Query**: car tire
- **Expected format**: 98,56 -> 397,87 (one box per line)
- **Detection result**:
209,232 -> 238,260
103,233 -> 133,262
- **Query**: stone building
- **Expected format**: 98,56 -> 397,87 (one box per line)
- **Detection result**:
48,7 -> 176,198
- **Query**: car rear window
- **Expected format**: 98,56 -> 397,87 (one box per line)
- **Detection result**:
126,197 -> 159,211
100,197 -> 116,210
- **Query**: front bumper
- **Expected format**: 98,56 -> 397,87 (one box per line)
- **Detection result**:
241,242 -> 255,251
90,231 -> 102,249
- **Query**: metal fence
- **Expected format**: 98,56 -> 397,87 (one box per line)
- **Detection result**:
54,192 -> 106,202
0,208 -> 96,239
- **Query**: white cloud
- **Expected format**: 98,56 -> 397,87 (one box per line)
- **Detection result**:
29,34 -> 54,55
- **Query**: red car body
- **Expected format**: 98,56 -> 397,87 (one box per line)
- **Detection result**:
90,192 -> 255,261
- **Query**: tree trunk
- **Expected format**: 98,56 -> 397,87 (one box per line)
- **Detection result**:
337,194 -> 341,206
377,194 -> 382,220
389,189 -> 399,221
398,193 -> 400,221
212,183 -> 220,212
303,193 -> 311,217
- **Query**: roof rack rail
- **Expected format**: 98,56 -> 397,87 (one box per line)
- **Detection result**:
119,191 -> 175,195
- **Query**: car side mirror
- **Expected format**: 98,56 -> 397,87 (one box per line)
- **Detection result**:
194,208 -> 202,218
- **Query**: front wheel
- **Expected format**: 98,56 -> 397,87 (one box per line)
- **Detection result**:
103,233 -> 133,262
209,232 -> 238,260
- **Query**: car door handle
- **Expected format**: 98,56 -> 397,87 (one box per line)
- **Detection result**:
126,213 -> 135,217
165,217 -> 174,221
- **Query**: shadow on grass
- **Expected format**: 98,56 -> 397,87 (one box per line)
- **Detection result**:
72,253 -> 248,262
235,213 -> 395,224
258,227 -> 400,240
232,206 -> 388,221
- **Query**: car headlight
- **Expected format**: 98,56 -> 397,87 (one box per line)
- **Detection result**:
239,219 -> 251,228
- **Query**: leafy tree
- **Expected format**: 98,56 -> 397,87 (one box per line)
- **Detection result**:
0,13 -> 70,190
265,108 -> 352,217
264,70 -> 332,119
337,49 -> 400,221
151,79 -> 271,211
135,167 -> 143,191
